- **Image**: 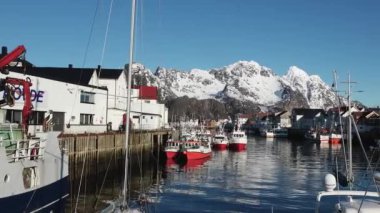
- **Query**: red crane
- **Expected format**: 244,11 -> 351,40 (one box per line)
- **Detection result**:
0,45 -> 26,73
0,45 -> 33,135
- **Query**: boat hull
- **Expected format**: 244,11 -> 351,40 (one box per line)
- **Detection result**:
165,151 -> 178,159
228,143 -> 246,151
229,131 -> 247,151
329,135 -> 342,144
0,176 -> 69,213
212,143 -> 228,150
319,135 -> 329,143
184,151 -> 211,160
185,157 -> 210,169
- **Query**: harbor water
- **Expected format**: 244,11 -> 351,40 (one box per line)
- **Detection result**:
66,136 -> 375,212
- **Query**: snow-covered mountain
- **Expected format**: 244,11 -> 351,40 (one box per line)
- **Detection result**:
132,60 -> 338,111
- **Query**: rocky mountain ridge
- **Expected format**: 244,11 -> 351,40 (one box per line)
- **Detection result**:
130,61 -> 339,120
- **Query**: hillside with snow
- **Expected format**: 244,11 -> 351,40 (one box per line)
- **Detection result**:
132,60 -> 339,114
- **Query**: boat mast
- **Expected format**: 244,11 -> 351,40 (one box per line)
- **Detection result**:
123,0 -> 137,207
347,73 -> 352,188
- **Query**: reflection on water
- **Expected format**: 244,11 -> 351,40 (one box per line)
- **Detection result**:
67,137 -> 374,212
151,137 -> 373,212
66,147 -> 161,212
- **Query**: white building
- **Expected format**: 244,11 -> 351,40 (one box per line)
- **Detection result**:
91,64 -> 168,131
1,63 -> 168,135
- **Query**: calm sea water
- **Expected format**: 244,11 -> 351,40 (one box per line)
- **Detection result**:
67,136 -> 374,213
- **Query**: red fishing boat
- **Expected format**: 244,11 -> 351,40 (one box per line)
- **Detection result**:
164,132 -> 195,159
329,132 -> 342,144
179,140 -> 212,160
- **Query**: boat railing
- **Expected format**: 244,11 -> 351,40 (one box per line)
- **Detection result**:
4,138 -> 46,162
317,190 -> 380,202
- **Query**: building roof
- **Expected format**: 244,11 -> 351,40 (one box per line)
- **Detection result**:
275,111 -> 288,117
292,108 -> 326,119
2,45 -> 123,84
9,65 -> 121,87
238,113 -> 252,119
96,68 -> 123,79
327,106 -> 348,113
10,66 -> 93,86
367,107 -> 380,114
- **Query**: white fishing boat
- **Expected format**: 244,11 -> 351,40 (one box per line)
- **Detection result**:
260,126 -> 288,138
260,128 -> 274,138
316,74 -> 380,212
229,118 -> 248,151
229,129 -> 247,151
212,123 -> 229,150
304,128 -> 329,143
273,127 -> 288,138
212,132 -> 229,150
0,45 -> 69,212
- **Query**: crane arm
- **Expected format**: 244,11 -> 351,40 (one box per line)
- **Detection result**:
0,45 -> 33,137
0,45 -> 26,71
3,77 -> 33,135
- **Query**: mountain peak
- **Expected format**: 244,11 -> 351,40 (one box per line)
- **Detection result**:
285,66 -> 309,81
144,61 -> 337,110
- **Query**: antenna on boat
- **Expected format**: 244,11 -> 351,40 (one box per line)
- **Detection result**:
122,0 -> 137,208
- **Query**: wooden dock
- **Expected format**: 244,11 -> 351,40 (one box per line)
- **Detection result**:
59,129 -> 177,181
60,129 -> 177,211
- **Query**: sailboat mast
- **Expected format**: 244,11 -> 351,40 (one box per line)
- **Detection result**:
123,0 -> 137,207
347,73 -> 353,187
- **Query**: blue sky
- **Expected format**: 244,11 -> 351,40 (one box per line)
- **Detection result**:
2,0 -> 380,107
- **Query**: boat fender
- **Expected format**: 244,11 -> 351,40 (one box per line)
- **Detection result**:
325,173 -> 336,192
374,172 -> 380,184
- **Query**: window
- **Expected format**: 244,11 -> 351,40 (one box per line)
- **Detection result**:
6,110 -> 45,125
5,110 -> 22,124
132,115 -> 139,122
80,91 -> 95,104
80,114 -> 93,125
28,111 -> 45,125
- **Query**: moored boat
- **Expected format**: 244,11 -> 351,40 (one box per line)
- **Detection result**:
273,127 -> 288,138
228,130 -> 247,151
260,126 -> 287,138
179,140 -> 212,160
164,132 -> 195,159
164,139 -> 182,159
212,133 -> 229,150
316,73 -> 380,213
0,45 -> 69,212
0,127 -> 69,213
318,132 -> 330,143
305,128 -> 329,143
329,132 -> 342,144
260,128 -> 274,138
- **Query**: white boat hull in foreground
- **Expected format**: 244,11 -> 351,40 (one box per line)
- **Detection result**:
0,128 -> 69,212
